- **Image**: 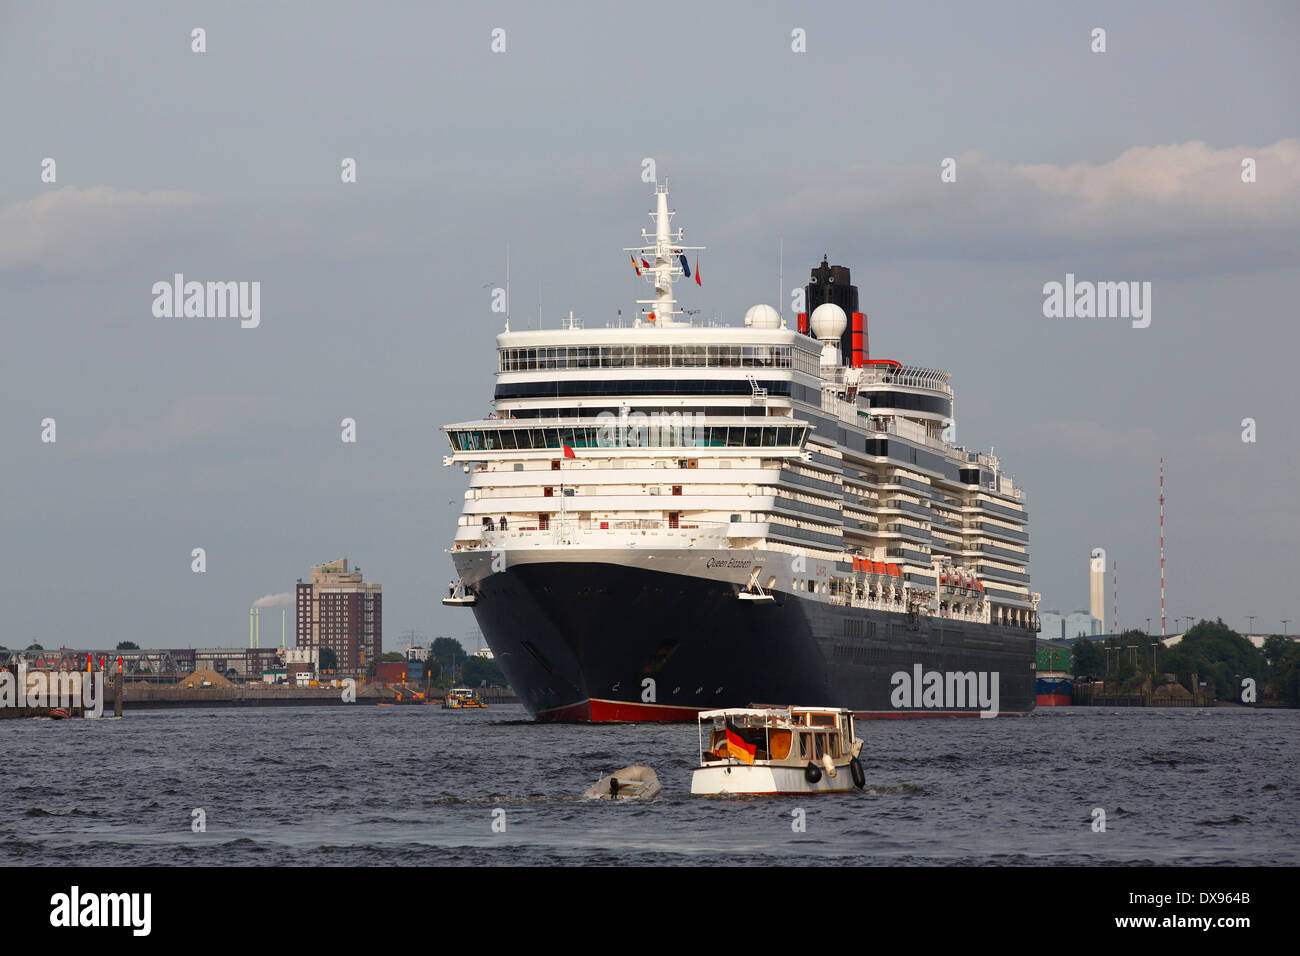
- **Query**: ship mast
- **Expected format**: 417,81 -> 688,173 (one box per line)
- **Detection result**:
624,182 -> 704,327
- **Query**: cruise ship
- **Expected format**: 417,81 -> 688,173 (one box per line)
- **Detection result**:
442,183 -> 1039,722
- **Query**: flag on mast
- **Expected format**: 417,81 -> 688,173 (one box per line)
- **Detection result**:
630,254 -> 641,276
724,718 -> 756,764
562,444 -> 576,459
695,256 -> 701,286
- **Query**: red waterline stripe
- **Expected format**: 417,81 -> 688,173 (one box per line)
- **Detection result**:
535,698 -> 705,723
537,700 -> 1030,722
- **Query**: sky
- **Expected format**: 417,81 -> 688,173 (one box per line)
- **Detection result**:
2,1 -> 1298,652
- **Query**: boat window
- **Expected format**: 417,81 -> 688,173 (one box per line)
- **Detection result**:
769,729 -> 792,760
814,734 -> 825,759
829,733 -> 841,758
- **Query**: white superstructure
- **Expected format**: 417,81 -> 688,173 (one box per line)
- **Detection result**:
443,184 -> 1038,632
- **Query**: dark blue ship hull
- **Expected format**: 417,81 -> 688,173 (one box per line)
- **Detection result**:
465,561 -> 1037,721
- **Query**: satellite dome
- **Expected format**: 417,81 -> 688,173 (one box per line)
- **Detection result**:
810,302 -> 847,341
744,304 -> 781,329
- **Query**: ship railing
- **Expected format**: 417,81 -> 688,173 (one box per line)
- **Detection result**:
474,517 -> 731,537
828,594 -> 905,612
855,365 -> 953,393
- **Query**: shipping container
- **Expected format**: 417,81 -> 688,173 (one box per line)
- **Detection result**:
1036,645 -> 1071,673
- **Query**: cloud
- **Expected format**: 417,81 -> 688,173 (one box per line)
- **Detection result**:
80,394 -> 263,454
1016,139 -> 1299,212
761,139 -> 1300,270
252,592 -> 295,608
0,186 -> 205,275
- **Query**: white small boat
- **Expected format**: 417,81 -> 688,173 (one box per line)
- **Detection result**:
582,765 -> 661,800
690,706 -> 865,796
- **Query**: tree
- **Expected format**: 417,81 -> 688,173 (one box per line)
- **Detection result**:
26,643 -> 43,651
319,647 -> 338,671
1262,635 -> 1291,667
425,637 -> 469,683
1071,638 -> 1104,677
1160,619 -> 1265,700
1270,643 -> 1300,706
116,641 -> 139,650
461,655 -> 508,688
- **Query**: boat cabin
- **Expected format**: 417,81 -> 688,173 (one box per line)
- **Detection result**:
697,706 -> 857,766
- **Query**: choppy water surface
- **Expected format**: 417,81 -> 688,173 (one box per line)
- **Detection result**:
3,705 -> 1296,865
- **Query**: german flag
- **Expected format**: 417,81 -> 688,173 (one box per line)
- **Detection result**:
725,718 -> 757,764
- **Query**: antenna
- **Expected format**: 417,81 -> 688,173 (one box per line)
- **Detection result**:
623,181 -> 704,327
1112,559 -> 1117,635
1160,458 -> 1165,636
779,237 -> 784,319
505,243 -> 511,332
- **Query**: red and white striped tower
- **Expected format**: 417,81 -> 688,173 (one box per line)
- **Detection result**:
1113,560 -> 1118,634
1160,458 -> 1166,636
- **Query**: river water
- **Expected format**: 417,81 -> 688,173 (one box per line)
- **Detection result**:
3,705 -> 1295,865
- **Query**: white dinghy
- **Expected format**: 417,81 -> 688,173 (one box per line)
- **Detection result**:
582,765 -> 662,800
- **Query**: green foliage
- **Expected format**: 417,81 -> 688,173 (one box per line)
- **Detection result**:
1269,643 -> 1300,706
1071,638 -> 1104,677
1159,619 -> 1266,700
423,637 -> 469,682
116,641 -> 140,650
461,655 -> 508,688
319,647 -> 338,671
26,643 -> 43,651
1262,635 -> 1291,666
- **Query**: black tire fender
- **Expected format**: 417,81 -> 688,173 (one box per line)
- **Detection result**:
850,756 -> 866,789
804,760 -> 822,784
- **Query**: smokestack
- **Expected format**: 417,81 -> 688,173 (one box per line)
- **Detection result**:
1089,549 -> 1106,623
851,312 -> 864,367
797,312 -> 808,336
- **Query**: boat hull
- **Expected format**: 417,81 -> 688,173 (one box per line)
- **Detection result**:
452,554 -> 1037,722
691,762 -> 856,796
1036,674 -> 1073,707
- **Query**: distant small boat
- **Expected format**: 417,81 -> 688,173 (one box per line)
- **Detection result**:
443,687 -> 488,709
49,709 -> 70,720
691,705 -> 866,796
